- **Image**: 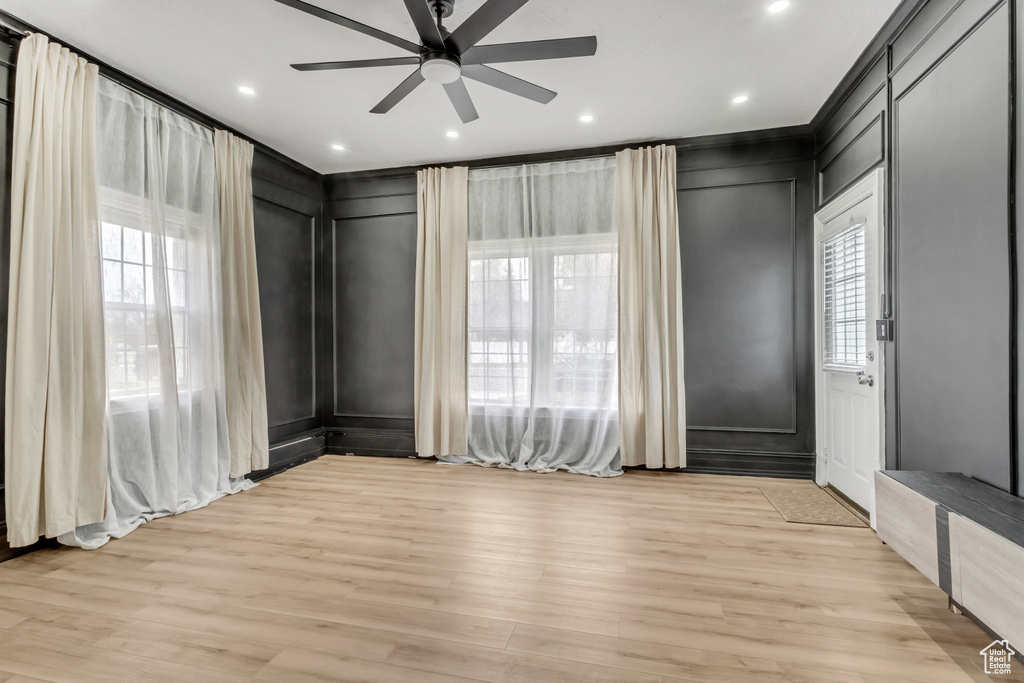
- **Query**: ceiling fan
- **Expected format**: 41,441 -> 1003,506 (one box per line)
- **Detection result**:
272,0 -> 598,123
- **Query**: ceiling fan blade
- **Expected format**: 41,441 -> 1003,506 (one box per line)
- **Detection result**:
447,0 -> 531,55
292,56 -> 421,72
370,69 -> 426,114
461,64 -> 556,104
443,78 -> 480,123
403,0 -> 446,51
273,0 -> 422,54
462,36 -> 597,65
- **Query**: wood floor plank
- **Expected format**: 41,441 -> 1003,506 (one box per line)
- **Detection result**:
242,589 -> 517,649
0,455 -> 1008,683
131,660 -> 253,683
254,647 -> 484,683
504,623 -> 863,683
347,579 -> 621,636
448,571 -> 727,624
131,599 -> 399,661
0,609 -> 27,630
384,635 -> 690,683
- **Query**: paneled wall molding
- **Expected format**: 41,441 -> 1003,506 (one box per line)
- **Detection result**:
252,429 -> 327,482
811,0 -> 929,132
253,200 -> 317,430
329,212 -> 417,423
678,177 -> 801,436
813,0 -> 1020,496
815,54 -> 888,154
892,1 -> 1011,488
890,0 -> 1007,97
818,113 -> 886,206
325,137 -> 816,478
323,126 -> 813,191
683,449 -> 816,479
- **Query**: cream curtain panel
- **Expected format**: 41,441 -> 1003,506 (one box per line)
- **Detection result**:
4,34 -> 107,547
415,166 -> 469,458
215,130 -> 269,477
616,145 -> 686,468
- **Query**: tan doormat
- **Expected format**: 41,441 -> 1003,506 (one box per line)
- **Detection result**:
759,486 -> 867,527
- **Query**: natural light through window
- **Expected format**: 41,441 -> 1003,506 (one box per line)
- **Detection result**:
468,236 -> 617,409
552,251 -> 617,406
101,221 -> 189,396
822,223 -> 867,368
468,255 -> 531,403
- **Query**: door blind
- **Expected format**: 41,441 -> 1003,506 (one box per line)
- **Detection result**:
823,223 -> 866,367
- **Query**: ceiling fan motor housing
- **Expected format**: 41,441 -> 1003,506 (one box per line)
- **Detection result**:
420,51 -> 462,84
427,0 -> 455,19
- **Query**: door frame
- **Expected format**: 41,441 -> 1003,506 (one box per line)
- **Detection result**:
813,168 -> 887,514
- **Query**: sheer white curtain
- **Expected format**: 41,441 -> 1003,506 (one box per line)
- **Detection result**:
5,34 -> 107,547
440,157 -> 621,477
60,79 -> 251,549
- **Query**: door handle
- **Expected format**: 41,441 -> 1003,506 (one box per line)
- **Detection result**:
856,372 -> 874,387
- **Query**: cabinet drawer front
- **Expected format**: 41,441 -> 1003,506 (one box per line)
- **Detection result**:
950,514 -> 1024,649
875,472 -> 939,585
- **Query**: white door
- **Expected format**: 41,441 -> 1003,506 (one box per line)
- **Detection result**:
814,169 -> 885,522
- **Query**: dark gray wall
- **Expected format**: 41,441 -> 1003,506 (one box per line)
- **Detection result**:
812,0 -> 1019,495
251,152 -> 327,472
323,131 -> 817,478
323,174 -> 417,458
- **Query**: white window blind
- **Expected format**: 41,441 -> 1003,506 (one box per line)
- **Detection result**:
823,223 -> 867,367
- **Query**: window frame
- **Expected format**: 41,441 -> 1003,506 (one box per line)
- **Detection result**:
821,222 -> 868,372
468,232 -> 619,414
99,187 -> 203,412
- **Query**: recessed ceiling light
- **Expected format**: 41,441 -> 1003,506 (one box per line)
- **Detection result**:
768,0 -> 790,12
579,114 -> 594,123
331,143 -> 345,151
238,85 -> 256,95
446,131 -> 459,138
732,95 -> 749,104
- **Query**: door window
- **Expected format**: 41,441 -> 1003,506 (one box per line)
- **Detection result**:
822,223 -> 867,368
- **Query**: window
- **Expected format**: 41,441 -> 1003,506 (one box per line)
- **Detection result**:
468,255 -> 531,403
822,223 -> 867,368
468,234 -> 618,409
99,191 -> 191,398
552,250 -> 617,406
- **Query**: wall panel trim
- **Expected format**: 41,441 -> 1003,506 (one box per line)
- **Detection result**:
254,196 -> 319,427
330,213 -> 418,420
678,178 -> 800,435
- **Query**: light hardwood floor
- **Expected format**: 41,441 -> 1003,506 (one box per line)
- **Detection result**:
0,456 -> 1017,683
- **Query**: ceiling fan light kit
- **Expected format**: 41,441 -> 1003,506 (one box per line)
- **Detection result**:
274,0 -> 598,123
420,52 -> 462,84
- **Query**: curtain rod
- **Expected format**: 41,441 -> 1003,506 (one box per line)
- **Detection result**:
0,21 -> 27,37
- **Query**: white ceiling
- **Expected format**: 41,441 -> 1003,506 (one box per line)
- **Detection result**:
0,0 -> 900,174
